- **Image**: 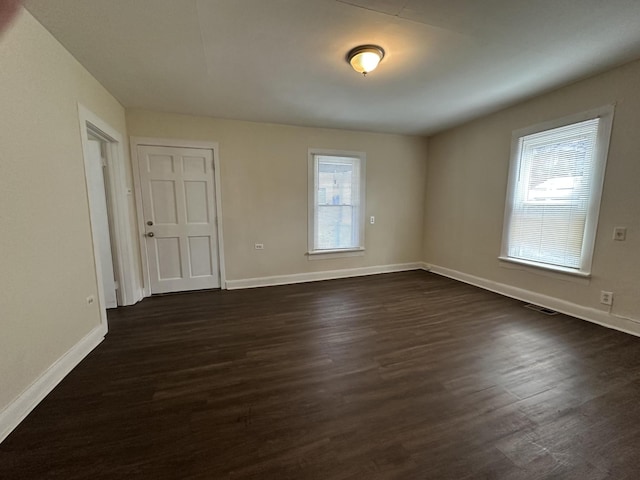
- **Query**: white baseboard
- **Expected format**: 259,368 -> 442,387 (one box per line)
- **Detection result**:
426,264 -> 640,338
419,261 -> 431,271
225,262 -> 424,290
133,287 -> 145,304
0,323 -> 107,443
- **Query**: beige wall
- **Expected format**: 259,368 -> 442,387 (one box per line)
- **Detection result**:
424,59 -> 640,325
127,110 -> 428,281
0,10 -> 129,411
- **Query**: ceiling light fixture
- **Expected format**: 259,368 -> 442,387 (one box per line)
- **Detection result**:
347,45 -> 385,76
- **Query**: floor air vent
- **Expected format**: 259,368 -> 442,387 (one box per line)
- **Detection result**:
524,304 -> 559,315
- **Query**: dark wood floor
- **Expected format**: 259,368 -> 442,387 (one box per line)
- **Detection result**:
2,271 -> 640,479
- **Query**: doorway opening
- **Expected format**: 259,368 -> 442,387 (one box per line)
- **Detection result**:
85,132 -> 119,308
79,105 -> 140,325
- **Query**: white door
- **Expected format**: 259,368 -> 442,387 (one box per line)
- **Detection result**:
86,138 -> 118,308
137,145 -> 220,293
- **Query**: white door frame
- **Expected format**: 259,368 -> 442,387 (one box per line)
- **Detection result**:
130,137 -> 226,296
79,105 -> 140,320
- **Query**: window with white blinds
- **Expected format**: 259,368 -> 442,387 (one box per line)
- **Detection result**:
500,106 -> 614,275
308,150 -> 366,255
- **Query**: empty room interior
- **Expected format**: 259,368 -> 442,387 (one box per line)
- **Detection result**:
2,0 -> 640,478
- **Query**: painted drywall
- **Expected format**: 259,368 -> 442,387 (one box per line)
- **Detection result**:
0,10 -> 131,413
126,110 -> 428,282
424,58 -> 640,329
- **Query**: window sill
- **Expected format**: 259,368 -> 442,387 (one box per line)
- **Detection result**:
307,248 -> 365,260
498,256 -> 591,278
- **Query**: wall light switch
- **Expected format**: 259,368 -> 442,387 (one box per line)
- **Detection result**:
370,216 -> 375,224
613,227 -> 627,241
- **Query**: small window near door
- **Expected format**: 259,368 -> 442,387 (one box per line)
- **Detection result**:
308,149 -> 366,257
500,105 -> 614,275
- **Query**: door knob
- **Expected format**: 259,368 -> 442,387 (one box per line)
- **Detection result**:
147,232 -> 155,237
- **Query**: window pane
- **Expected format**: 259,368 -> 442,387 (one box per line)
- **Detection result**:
316,205 -> 356,249
317,158 -> 355,206
310,152 -> 364,253
508,205 -> 586,268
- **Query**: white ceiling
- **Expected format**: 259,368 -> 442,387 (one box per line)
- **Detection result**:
24,0 -> 640,135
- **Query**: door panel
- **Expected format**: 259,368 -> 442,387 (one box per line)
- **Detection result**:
150,181 -> 178,224
188,237 -> 213,277
185,181 -> 209,223
138,145 -> 220,293
156,237 -> 182,279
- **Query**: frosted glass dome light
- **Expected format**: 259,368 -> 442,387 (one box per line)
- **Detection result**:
347,45 -> 385,76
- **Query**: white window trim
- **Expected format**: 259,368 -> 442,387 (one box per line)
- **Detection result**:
308,148 -> 366,258
500,104 -> 615,277
497,256 -> 592,277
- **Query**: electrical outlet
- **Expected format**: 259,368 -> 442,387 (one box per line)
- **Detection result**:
600,291 -> 613,306
254,243 -> 264,250
613,227 -> 627,241
86,295 -> 95,305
